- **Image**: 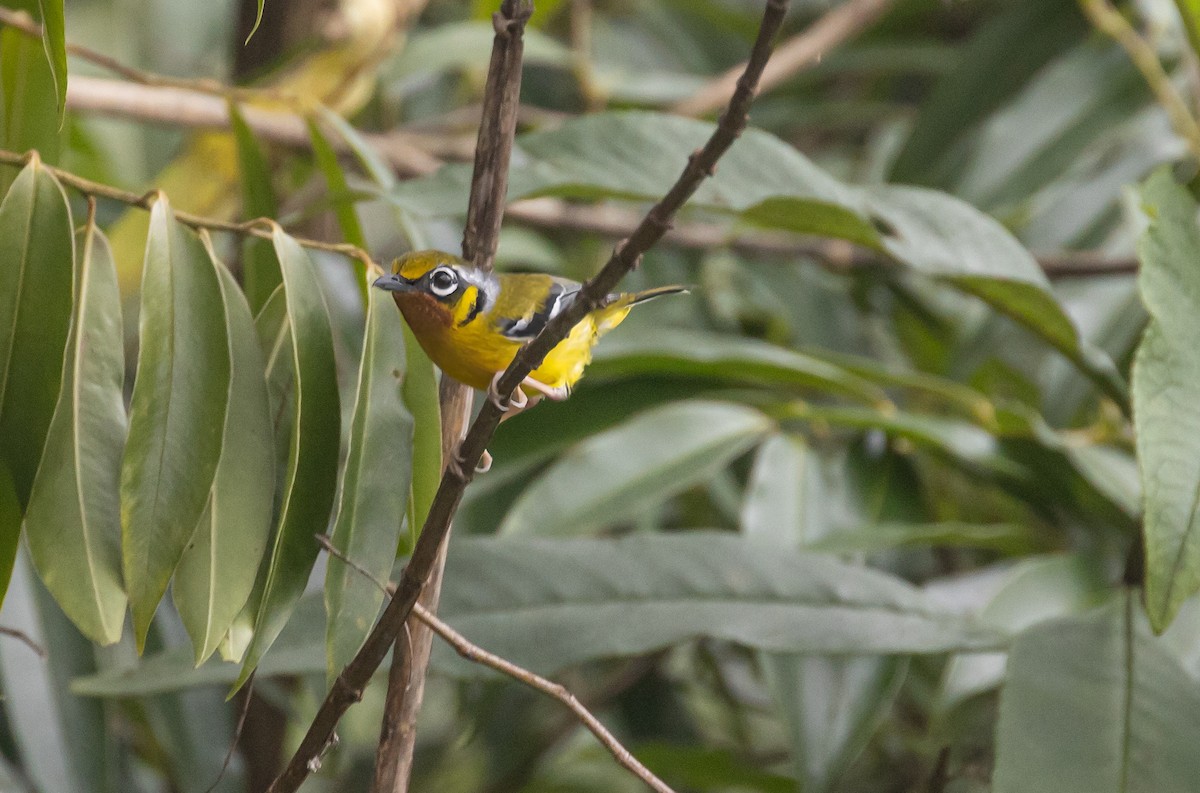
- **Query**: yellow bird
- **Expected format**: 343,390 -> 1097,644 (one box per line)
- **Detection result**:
373,250 -> 687,408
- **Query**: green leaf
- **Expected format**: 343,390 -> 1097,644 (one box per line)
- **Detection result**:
173,252 -> 274,664
433,534 -> 1005,677
236,228 -> 340,689
741,433 -> 813,546
36,0 -> 66,123
939,555 -> 1107,711
0,158 -> 74,508
244,0 -> 265,44
401,322 -> 440,541
1133,170 -> 1200,630
307,118 -> 366,300
324,288 -> 412,680
0,26 -> 62,192
993,595 -> 1200,793
499,401 -> 772,536
120,198 -> 230,650
229,102 -> 280,315
24,222 -> 127,645
589,329 -> 889,405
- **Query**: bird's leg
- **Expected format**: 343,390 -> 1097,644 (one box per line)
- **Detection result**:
519,376 -> 570,402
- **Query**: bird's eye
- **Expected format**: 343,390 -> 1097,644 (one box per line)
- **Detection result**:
429,267 -> 459,297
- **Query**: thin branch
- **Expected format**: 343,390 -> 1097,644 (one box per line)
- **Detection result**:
672,0 -> 893,117
267,1 -> 790,791
65,76 -> 442,177
312,534 -> 676,793
373,3 -> 535,790
0,147 -> 378,271
0,626 -> 46,658
1077,0 -> 1200,161
417,604 -> 676,793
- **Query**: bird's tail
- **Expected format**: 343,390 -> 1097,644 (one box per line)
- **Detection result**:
621,285 -> 690,306
594,285 -> 689,334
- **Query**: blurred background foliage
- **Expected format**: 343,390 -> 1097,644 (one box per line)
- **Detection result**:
3,0 -> 1200,791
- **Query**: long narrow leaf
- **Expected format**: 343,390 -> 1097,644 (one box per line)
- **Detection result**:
36,0 -> 67,122
120,198 -> 230,650
325,288 -> 412,680
173,247 -> 274,663
0,158 -> 74,509
235,228 -> 340,689
24,221 -> 127,645
230,102 -> 280,314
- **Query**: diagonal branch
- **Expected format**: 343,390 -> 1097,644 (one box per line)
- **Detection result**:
266,2 -> 790,790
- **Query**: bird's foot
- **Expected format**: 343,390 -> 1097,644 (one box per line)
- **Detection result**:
487,372 -> 529,412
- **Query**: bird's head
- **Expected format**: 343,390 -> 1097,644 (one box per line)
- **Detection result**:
374,250 -> 494,329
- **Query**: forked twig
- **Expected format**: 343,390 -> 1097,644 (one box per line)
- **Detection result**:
313,534 -> 676,793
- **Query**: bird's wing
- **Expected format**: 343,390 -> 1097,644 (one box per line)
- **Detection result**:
495,275 -> 582,340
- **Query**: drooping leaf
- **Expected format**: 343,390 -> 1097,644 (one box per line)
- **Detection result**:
993,595 -> 1200,793
499,401 -> 772,536
236,228 -> 340,689
120,198 -> 230,650
24,222 -> 127,645
589,329 -> 889,405
325,288 -> 412,680
432,534 -> 1005,677
0,158 -> 73,508
1133,170 -> 1200,630
229,102 -> 280,315
173,250 -> 274,664
36,0 -> 67,122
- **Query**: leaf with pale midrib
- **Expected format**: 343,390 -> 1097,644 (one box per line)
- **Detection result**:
25,223 -> 127,645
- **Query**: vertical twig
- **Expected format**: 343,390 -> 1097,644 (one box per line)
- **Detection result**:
371,3 -> 534,791
267,1 -> 787,789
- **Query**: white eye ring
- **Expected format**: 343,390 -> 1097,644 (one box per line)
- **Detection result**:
429,266 -> 459,297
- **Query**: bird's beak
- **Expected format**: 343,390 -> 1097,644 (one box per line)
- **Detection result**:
373,273 -> 415,293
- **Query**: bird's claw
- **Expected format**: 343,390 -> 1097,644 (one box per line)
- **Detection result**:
476,450 -> 493,473
488,372 -> 528,412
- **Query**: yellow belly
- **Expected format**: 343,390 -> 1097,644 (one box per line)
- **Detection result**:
430,316 -> 601,392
